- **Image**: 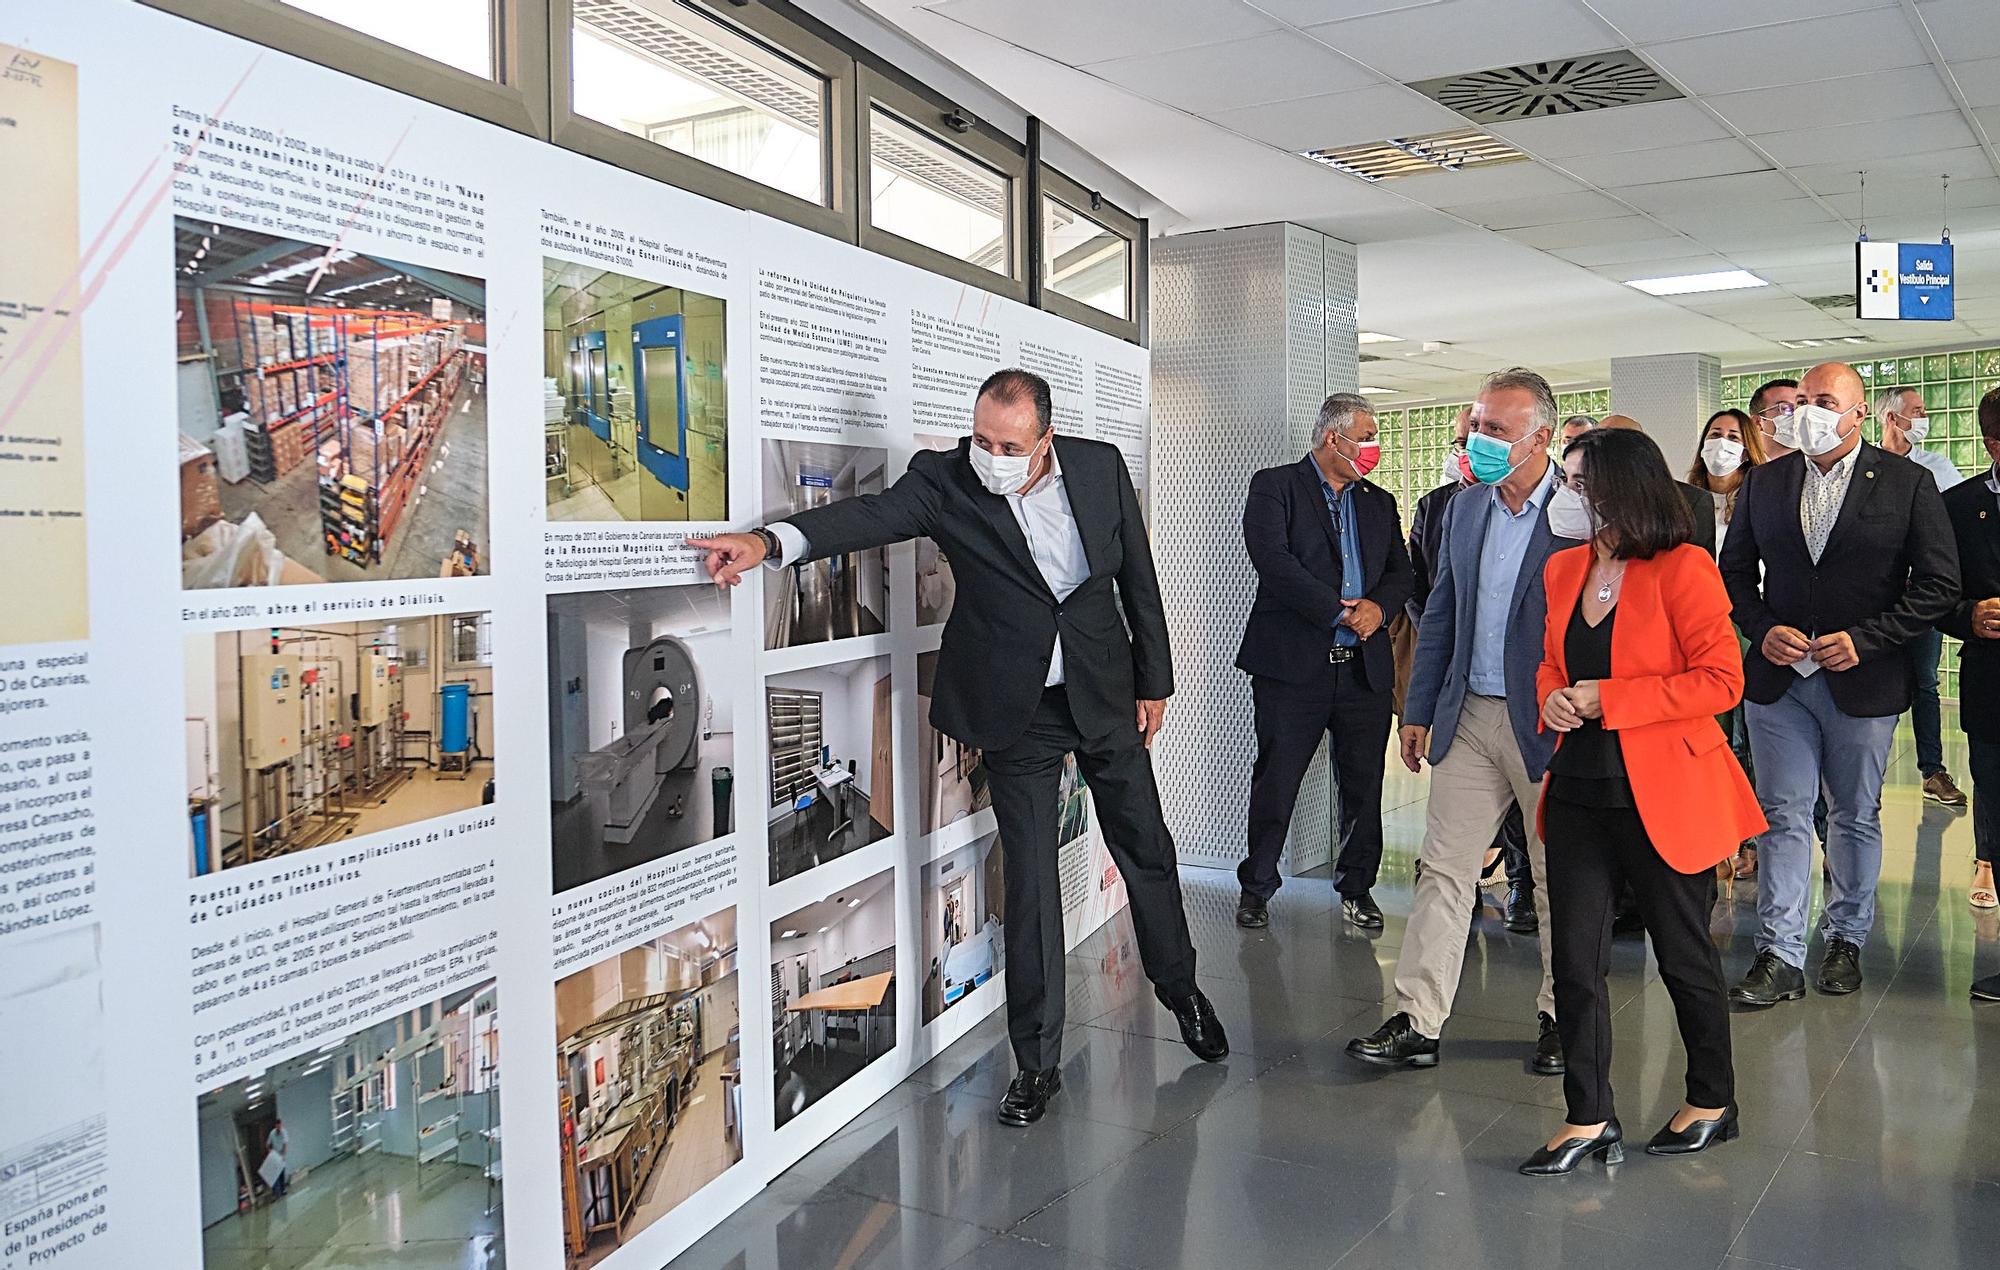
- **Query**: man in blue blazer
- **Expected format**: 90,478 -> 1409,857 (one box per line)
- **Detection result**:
1347,367 -> 1580,1074
1235,393 -> 1414,931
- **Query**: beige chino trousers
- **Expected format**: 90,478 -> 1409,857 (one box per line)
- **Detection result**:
1393,693 -> 1555,1039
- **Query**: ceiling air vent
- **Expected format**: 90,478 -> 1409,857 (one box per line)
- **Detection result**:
1409,50 -> 1679,122
1302,127 -> 1529,182
1806,293 -> 1858,311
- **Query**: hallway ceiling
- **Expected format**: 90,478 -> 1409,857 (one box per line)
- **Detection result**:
855,0 -> 2000,402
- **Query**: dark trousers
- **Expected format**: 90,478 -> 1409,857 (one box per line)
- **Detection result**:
1495,803 -> 1532,889
1544,792 -> 1734,1124
1972,737 -> 2000,866
1910,628 -> 1945,778
985,687 -> 1199,1070
1241,664 -> 1392,900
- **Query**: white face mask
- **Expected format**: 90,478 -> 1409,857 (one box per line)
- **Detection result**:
969,432 -> 1046,495
1442,446 -> 1471,486
1701,437 -> 1745,477
1764,408 -> 1800,452
1796,402 -> 1855,457
1898,412 -> 1930,444
1546,484 -> 1596,541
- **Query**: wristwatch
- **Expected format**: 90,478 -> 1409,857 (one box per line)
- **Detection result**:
750,526 -> 783,564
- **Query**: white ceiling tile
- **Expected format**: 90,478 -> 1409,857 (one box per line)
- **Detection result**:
1788,146 -> 1994,193
1489,100 -> 1731,160
1611,170 -> 1809,213
1437,189 -> 1633,229
1751,112 -> 1978,169
1641,9 -> 1931,96
1504,215 -> 1674,250
1705,66 -> 1957,135
1204,84 -> 1464,151
1947,57 -> 2000,109
1300,0 -> 1621,83
1552,236 -> 1707,266
1912,0 -> 2000,62
1975,105 -> 2000,138
1084,31 -> 1377,113
1254,0 -> 1450,23
1700,223 -> 1861,254
1651,197 -> 1844,236
1820,176 -> 2000,218
924,0 -> 1275,65
1586,254 -> 1739,279
1580,0 -> 1894,45
1561,138 -> 1769,186
1296,204 -> 1466,243
1384,159 -> 1585,205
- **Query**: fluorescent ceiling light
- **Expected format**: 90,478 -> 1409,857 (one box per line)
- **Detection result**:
1357,331 -> 1402,344
779,929 -> 798,939
1624,269 -> 1767,297
1360,386 -> 1395,395
848,899 -> 861,908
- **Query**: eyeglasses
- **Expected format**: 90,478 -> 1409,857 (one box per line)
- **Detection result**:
1754,403 -> 1796,421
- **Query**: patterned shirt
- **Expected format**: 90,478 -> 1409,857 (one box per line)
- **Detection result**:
1801,446 -> 1859,564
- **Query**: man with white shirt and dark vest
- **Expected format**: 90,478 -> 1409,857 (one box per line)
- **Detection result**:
1720,361 -> 1959,1006
690,369 -> 1226,1128
1873,385 -> 1970,809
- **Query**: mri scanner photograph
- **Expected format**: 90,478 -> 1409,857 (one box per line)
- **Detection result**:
546,585 -> 736,895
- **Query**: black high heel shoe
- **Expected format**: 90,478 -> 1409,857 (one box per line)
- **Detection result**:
1518,1119 -> 1624,1176
1646,1104 -> 1739,1155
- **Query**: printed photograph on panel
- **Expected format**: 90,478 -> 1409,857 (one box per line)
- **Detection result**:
194,981 -> 502,1268
547,584 -> 736,895
543,258 -> 729,523
761,440 -> 888,648
770,870 -> 896,1129
0,44 -> 86,645
766,656 -> 892,885
173,217 -> 489,587
920,832 -> 1003,1024
911,432 -> 959,626
0,924 -> 106,1255
556,909 -> 741,1266
184,612 -> 496,875
917,650 -> 988,835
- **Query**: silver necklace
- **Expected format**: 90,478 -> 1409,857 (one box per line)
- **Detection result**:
1594,565 -> 1626,603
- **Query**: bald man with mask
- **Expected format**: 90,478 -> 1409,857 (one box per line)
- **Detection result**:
1720,362 -> 1959,1005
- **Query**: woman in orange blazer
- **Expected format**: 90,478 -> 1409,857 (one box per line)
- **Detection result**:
1518,427 -> 1766,1178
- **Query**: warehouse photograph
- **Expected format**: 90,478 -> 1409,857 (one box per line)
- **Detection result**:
761,440 -> 888,648
174,217 -> 489,588
195,980 -> 501,1269
920,831 -> 1004,1026
555,909 -> 741,1268
765,655 -> 893,885
770,869 -> 896,1130
544,258 -> 729,523
546,584 -> 737,895
183,612 -> 496,875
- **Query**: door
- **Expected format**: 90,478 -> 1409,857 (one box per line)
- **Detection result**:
870,675 -> 894,833
631,315 -> 690,501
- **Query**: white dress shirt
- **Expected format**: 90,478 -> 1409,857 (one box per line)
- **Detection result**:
1904,442 -> 1964,492
768,448 -> 1089,687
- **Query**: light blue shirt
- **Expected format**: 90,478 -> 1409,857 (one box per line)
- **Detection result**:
1319,474 -> 1364,647
1467,470 -> 1555,696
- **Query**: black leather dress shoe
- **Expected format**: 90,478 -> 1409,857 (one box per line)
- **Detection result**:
1729,950 -> 1805,1007
1817,937 -> 1863,995
1236,890 -> 1269,929
1342,892 -> 1385,929
1646,1104 -> 1739,1155
1532,1011 -> 1566,1075
1165,989 -> 1229,1062
997,1068 -> 1061,1127
1519,1119 -> 1623,1176
1503,885 -> 1538,934
1346,1012 -> 1439,1068
1972,973 -> 2000,1003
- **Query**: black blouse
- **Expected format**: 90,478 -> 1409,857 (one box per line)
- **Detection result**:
1548,597 -> 1632,807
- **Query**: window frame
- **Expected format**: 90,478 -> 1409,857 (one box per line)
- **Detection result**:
1037,165 -> 1143,342
549,0 -> 858,242
139,0 -> 551,139
856,66 -> 1028,303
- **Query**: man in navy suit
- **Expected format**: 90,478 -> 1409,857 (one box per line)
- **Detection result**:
1347,367 -> 1580,1074
1235,393 -> 1414,930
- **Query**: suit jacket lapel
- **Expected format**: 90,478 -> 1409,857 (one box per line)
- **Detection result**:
1819,441 -> 1881,559
955,441 -> 1050,592
1057,436 -> 1110,578
1548,548 -> 1589,683
1508,471 -> 1564,625
1771,452 -> 1811,565
1298,458 -> 1340,561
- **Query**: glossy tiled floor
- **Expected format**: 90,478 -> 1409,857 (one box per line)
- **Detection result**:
677,714 -> 2000,1270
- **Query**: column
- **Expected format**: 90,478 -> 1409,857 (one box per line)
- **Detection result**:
1149,223 -> 1359,875
1609,352 -> 1721,472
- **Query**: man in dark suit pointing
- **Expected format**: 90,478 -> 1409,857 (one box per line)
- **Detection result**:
692,368 -> 1226,1128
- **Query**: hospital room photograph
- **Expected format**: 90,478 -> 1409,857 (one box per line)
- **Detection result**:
913,433 -> 959,626
543,258 -> 728,523
546,584 -> 736,895
761,440 -> 888,648
765,656 -> 892,886
196,980 -> 502,1270
555,909 -> 741,1269
770,869 -> 896,1130
184,613 -> 496,876
922,831 -> 1004,1026
917,650 -> 989,834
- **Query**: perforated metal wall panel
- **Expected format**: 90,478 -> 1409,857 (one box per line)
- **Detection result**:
1609,352 -> 1722,474
1150,224 -> 1359,874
